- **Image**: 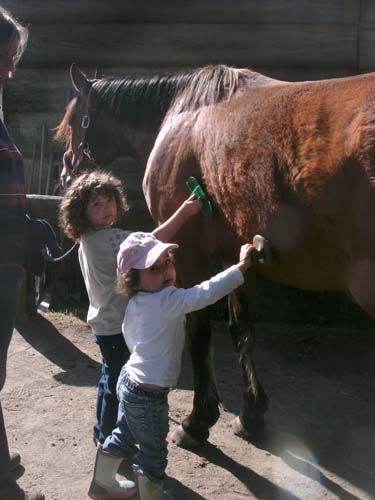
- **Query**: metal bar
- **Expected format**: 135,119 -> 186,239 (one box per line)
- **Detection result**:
38,123 -> 46,194
45,151 -> 53,195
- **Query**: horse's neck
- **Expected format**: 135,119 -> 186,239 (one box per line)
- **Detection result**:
121,126 -> 159,170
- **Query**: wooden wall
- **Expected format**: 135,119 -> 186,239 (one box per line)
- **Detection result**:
2,0 -> 375,201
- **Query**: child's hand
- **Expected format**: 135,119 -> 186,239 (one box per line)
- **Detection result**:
182,194 -> 203,216
238,243 -> 257,274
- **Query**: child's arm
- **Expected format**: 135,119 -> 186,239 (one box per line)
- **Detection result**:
161,243 -> 257,318
152,194 -> 202,242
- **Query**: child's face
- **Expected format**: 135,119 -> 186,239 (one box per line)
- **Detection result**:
86,194 -> 117,228
139,249 -> 176,293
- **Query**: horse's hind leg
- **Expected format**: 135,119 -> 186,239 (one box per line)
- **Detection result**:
228,276 -> 269,440
171,308 -> 220,448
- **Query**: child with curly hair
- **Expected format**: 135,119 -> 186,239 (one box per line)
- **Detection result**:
59,170 -> 201,457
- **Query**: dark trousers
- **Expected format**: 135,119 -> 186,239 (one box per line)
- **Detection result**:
0,267 -> 23,481
93,333 -> 130,444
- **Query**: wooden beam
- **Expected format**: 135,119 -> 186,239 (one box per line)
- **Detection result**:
1,0 -> 360,24
19,23 -> 357,70
358,26 -> 375,71
360,0 -> 375,22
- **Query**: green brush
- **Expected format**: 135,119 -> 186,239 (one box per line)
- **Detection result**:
186,176 -> 213,219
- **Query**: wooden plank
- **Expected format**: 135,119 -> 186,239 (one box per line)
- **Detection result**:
360,0 -> 375,22
19,23 -> 357,69
1,0 -> 360,24
5,79 -> 72,114
27,194 -> 62,225
6,111 -> 64,157
358,26 -> 375,71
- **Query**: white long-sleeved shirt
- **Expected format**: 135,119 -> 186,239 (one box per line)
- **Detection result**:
79,227 -> 131,336
123,265 -> 244,387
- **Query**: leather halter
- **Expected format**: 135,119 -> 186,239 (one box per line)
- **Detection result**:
71,85 -> 97,172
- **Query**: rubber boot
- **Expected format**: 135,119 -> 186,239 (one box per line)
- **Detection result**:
88,447 -> 136,499
0,478 -> 45,499
133,465 -> 174,500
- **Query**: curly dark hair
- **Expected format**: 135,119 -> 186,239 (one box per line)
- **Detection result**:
117,268 -> 140,298
59,170 -> 128,241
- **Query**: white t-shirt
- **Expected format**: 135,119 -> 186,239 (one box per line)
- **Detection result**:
79,227 -> 131,336
123,265 -> 244,387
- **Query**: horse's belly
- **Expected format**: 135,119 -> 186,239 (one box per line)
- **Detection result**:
258,266 -> 346,291
256,244 -> 349,291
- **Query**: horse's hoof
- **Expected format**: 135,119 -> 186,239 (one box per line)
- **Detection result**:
231,416 -> 265,441
171,425 -> 203,449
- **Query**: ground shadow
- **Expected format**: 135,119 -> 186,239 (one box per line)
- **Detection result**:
118,459 -> 205,499
189,442 -> 301,499
215,322 -> 375,498
15,312 -> 100,386
176,320 -> 375,498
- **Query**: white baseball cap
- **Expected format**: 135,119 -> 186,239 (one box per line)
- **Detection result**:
117,232 -> 178,273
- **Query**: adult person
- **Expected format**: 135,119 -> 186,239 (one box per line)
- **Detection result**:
0,6 -> 44,500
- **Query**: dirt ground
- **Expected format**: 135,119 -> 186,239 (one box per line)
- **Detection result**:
3,311 -> 375,499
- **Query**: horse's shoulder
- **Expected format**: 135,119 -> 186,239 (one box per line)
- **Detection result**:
143,112 -> 196,210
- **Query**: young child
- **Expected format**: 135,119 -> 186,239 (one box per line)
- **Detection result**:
88,231 -> 256,499
59,170 -> 202,449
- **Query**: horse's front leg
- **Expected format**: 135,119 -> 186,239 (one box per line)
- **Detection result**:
228,274 -> 269,440
171,308 -> 220,448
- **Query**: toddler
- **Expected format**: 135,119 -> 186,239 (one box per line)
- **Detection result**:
88,230 -> 256,499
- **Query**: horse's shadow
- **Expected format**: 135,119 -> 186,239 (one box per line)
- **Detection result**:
252,432 -> 364,500
178,320 -> 375,498
15,312 -> 100,386
189,442 -> 300,500
251,325 -> 375,498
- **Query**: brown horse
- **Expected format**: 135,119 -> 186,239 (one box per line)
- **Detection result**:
56,63 -> 375,447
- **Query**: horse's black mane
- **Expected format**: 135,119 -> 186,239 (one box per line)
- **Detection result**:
90,65 -> 256,129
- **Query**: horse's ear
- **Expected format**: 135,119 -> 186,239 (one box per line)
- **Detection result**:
70,63 -> 91,95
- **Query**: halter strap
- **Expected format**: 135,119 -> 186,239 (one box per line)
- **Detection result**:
81,84 -> 94,129
73,84 -> 96,170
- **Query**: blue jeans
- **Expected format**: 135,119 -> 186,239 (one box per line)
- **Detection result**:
0,267 -> 23,481
104,368 -> 169,482
93,333 -> 130,444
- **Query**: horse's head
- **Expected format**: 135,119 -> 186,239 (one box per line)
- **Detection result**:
55,63 -> 123,188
